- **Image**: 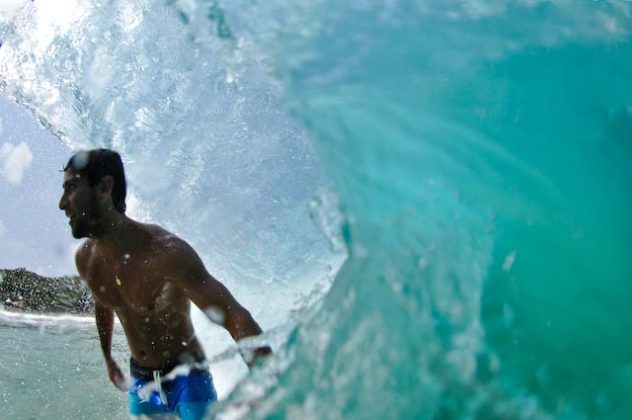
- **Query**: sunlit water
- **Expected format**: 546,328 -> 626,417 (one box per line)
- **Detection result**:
1,1 -> 631,419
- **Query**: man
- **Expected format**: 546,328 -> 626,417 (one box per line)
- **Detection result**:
59,149 -> 270,419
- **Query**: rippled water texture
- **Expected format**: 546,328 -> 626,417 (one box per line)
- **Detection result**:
1,1 -> 631,419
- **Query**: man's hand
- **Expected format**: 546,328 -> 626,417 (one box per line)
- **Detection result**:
106,358 -> 129,392
244,346 -> 272,369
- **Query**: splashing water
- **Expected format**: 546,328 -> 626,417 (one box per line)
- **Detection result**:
1,1 -> 631,419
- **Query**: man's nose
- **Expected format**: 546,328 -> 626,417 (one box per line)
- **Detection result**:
59,194 -> 67,211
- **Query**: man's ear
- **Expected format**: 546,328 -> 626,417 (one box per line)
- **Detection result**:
99,175 -> 114,203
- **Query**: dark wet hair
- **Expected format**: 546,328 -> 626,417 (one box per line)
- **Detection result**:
64,149 -> 127,214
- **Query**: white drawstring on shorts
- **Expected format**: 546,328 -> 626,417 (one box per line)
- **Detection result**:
153,370 -> 168,406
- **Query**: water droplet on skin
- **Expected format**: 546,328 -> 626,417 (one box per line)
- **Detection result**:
204,306 -> 226,325
73,152 -> 89,170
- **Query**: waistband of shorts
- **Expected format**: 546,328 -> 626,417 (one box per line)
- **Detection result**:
129,351 -> 207,381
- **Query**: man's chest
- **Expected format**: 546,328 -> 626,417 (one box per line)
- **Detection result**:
87,258 -> 178,313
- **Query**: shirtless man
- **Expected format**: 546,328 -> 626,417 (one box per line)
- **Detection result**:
58,149 -> 270,419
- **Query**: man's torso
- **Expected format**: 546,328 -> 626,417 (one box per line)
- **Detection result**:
79,224 -> 204,368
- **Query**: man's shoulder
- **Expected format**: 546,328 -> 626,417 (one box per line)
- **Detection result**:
75,240 -> 96,275
142,223 -> 189,249
138,221 -> 173,240
75,239 -> 96,258
141,225 -> 201,268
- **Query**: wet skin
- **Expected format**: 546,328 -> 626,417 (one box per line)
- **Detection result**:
60,169 -> 269,389
76,224 -> 208,367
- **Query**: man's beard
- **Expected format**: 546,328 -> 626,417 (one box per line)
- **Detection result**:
71,194 -> 106,239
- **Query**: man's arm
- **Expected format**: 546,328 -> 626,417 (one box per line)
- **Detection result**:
76,243 -> 127,390
197,277 -> 272,367
169,239 -> 272,367
95,301 -> 128,391
95,301 -> 114,361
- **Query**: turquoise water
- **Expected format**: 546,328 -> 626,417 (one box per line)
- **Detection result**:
0,309 -> 128,418
1,1 -> 631,418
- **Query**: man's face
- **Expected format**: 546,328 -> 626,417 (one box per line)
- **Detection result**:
59,170 -> 103,238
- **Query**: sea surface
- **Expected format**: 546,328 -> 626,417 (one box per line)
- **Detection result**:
1,1 -> 631,419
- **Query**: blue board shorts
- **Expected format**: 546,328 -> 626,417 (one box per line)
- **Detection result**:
128,356 -> 217,419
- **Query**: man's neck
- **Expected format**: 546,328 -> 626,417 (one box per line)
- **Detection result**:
92,213 -> 139,258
